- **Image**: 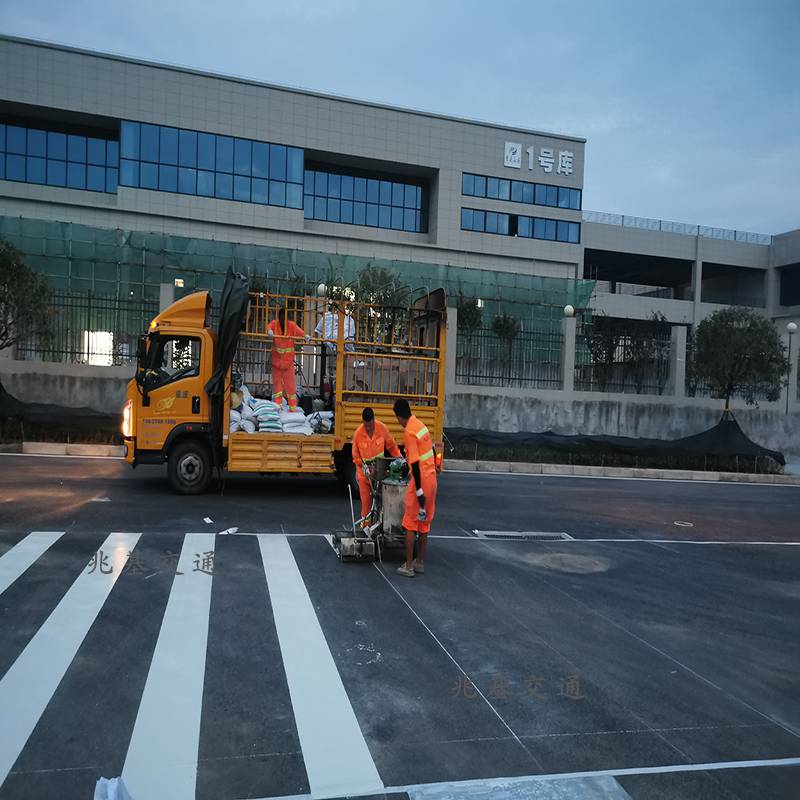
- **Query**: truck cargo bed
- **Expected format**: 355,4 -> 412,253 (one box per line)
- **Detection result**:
227,431 -> 335,473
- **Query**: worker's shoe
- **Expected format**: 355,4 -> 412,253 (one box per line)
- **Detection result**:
412,560 -> 425,574
396,564 -> 415,578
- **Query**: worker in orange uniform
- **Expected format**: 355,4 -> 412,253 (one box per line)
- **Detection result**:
393,398 -> 437,577
267,307 -> 306,412
352,407 -> 401,528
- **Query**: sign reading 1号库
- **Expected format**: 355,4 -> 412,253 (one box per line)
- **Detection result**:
504,141 -> 573,176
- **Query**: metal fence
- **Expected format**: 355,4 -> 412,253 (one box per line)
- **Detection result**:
455,328 -> 563,389
14,291 -> 159,367
575,326 -> 672,395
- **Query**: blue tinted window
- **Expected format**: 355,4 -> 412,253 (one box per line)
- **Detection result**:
252,178 -> 268,204
511,181 -> 523,202
522,183 -> 535,204
197,170 -> 214,196
314,197 -> 326,220
252,142 -> 269,179
140,161 -> 158,190
544,219 -> 557,240
558,187 -> 570,209
486,177 -> 499,199
48,131 -> 67,160
140,124 -> 159,162
571,188 -> 582,210
462,173 -> 475,195
106,168 -> 118,193
498,213 -> 509,235
518,216 -> 531,237
314,171 -> 327,196
1,157 -> 6,179
287,147 -> 303,183
286,182 -> 303,209
486,212 -> 498,234
269,180 -> 286,206
27,156 -> 46,183
269,144 -> 286,180
354,202 -> 366,225
340,200 -> 353,223
198,133 -> 216,170
304,195 -> 313,218
7,126 -> 26,154
120,159 -> 139,187
304,170 -> 314,194
7,154 -> 25,180
27,129 -> 46,157
403,208 -> 416,232
473,175 -> 486,197
461,208 -> 472,230
569,222 -> 580,243
179,167 -> 196,194
472,210 -> 485,232
379,205 -> 391,228
67,162 -> 86,189
107,141 -> 119,168
341,175 -> 354,200
535,184 -> 548,206
379,181 -> 392,205
354,177 -> 367,202
216,136 -> 233,173
234,175 -> 251,201
0,124 -> 5,151
68,135 -> 86,163
366,203 -> 379,226
498,180 -> 511,201
328,173 -> 341,198
87,164 -> 105,191
392,182 -> 404,206
120,122 -> 140,159
234,139 -> 251,176
47,159 -> 67,186
404,184 -> 416,207
159,128 -> 178,165
391,206 -> 403,230
159,164 -> 178,192
367,179 -> 379,204
327,198 -> 340,223
533,218 -> 546,239
215,172 -> 233,199
179,130 -> 197,168
87,138 -> 105,166
546,185 -> 558,207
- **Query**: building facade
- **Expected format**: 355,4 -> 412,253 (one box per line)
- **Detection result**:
1,35 -> 798,450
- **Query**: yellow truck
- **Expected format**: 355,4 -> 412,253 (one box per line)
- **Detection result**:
122,269 -> 446,493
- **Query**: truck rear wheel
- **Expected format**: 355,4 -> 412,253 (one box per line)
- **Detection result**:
168,439 -> 212,495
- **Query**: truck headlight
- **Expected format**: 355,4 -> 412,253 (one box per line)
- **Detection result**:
122,399 -> 133,438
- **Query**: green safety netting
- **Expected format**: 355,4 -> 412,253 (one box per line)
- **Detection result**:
0,215 -> 595,331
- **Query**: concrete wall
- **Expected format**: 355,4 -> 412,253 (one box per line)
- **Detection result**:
445,392 -> 800,458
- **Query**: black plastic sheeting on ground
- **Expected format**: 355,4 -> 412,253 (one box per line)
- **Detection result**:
0,380 -> 118,433
445,413 -> 785,466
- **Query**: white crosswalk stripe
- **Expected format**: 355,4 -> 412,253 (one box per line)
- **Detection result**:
0,531 -> 64,595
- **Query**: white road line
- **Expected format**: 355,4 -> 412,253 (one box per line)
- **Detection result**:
0,531 -> 139,788
122,533 -> 215,799
258,534 -> 383,799
0,531 -> 64,595
445,468 -> 800,488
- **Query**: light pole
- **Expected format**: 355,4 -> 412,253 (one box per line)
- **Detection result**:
787,322 -> 797,414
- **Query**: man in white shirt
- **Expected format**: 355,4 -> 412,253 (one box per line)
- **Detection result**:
315,308 -> 356,354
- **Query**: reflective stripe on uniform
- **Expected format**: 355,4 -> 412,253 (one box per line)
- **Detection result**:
275,346 -> 294,353
415,425 -> 430,439
419,449 -> 434,462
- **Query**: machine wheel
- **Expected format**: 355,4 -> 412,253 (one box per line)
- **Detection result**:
168,439 -> 212,495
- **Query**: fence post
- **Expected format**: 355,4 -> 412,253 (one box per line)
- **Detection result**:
445,306 -> 458,395
669,325 -> 687,399
159,282 -> 175,312
561,316 -> 576,393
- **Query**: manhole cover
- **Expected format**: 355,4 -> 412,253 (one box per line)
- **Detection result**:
524,553 -> 611,574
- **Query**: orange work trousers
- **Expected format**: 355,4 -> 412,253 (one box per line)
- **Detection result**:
402,472 -> 437,534
272,364 -> 298,410
357,469 -> 373,522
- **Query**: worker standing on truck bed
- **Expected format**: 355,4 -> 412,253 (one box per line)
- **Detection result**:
267,307 -> 306,412
393,398 -> 437,577
352,407 -> 401,529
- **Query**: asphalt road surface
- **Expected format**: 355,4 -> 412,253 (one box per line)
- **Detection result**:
0,453 -> 798,800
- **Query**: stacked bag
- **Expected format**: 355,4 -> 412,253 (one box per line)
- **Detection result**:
252,399 -> 282,432
279,410 -> 314,436
229,404 -> 257,433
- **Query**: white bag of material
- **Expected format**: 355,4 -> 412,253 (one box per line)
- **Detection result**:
241,418 -> 257,433
94,776 -> 134,800
230,409 -> 241,424
279,410 -> 307,424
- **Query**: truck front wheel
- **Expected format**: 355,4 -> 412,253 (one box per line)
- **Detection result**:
168,439 -> 212,495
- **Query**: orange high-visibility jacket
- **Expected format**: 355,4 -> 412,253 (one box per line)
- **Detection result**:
352,420 -> 401,467
268,319 -> 304,369
403,415 -> 436,477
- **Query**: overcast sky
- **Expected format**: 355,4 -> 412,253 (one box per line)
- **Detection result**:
2,0 -> 798,234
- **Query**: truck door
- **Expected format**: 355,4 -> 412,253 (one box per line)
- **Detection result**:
138,334 -> 206,451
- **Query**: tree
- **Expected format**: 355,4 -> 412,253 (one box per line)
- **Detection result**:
491,312 -> 521,383
353,265 -> 410,308
692,307 -> 789,409
0,239 -> 52,354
